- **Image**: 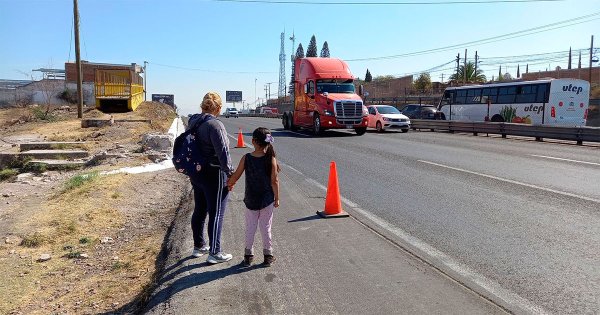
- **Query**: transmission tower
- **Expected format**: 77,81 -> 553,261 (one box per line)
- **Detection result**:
278,31 -> 286,98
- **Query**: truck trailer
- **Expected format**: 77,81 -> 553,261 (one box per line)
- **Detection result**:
282,57 -> 368,136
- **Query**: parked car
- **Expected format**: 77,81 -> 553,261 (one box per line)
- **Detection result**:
400,104 -> 440,120
367,105 -> 410,133
224,107 -> 239,118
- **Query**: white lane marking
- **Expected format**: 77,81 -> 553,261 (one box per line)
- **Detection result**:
303,173 -> 546,314
278,161 -> 303,175
419,160 -> 600,204
530,154 -> 600,167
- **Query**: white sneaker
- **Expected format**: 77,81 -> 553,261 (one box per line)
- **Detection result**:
207,252 -> 233,264
192,245 -> 210,258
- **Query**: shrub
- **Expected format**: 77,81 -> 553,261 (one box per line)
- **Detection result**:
0,169 -> 19,182
64,172 -> 99,191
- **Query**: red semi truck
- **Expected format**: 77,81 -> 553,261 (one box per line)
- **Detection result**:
282,57 -> 368,136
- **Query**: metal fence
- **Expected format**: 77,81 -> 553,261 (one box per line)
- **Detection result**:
411,120 -> 600,145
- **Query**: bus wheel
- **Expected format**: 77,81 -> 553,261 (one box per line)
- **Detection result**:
491,114 -> 504,122
355,127 -> 367,136
313,113 -> 322,136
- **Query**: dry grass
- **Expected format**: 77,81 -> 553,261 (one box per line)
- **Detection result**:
0,174 -> 126,313
0,103 -> 179,314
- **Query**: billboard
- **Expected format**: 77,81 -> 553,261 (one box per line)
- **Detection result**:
226,90 -> 242,102
152,94 -> 175,107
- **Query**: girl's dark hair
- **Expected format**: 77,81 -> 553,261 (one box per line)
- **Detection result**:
252,127 -> 276,176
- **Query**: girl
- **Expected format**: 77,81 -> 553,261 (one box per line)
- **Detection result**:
227,127 -> 280,267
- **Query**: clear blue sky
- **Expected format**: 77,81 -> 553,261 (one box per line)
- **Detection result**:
0,0 -> 598,115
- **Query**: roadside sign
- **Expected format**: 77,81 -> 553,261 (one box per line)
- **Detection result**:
226,91 -> 242,102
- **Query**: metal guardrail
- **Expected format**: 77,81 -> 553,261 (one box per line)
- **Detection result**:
411,120 -> 600,145
236,113 -> 283,119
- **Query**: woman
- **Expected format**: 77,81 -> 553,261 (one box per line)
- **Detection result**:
188,92 -> 234,264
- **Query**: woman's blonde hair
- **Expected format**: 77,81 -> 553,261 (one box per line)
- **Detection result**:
201,92 -> 222,113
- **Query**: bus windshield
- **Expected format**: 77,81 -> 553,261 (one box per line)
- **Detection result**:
316,79 -> 355,94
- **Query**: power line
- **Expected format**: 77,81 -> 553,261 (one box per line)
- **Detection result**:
149,62 -> 277,74
345,11 -> 600,61
214,0 -> 564,5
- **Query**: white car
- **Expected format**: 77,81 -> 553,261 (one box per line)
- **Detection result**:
224,108 -> 239,118
367,105 -> 410,133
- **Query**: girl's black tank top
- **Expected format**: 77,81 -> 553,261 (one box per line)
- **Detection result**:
243,153 -> 275,210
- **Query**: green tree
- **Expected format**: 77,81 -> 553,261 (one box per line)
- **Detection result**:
306,35 -> 318,57
365,69 -> 372,82
295,43 -> 305,59
449,62 -> 486,83
320,41 -> 330,58
413,72 -> 432,93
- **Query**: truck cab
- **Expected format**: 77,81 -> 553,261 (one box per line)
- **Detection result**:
282,57 -> 368,135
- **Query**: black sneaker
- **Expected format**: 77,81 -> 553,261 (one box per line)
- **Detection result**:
243,255 -> 254,267
263,255 -> 276,267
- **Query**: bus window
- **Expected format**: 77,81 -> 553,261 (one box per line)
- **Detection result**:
482,88 -> 498,103
516,85 -> 537,103
498,87 -> 516,103
536,83 -> 549,103
467,89 -> 482,104
455,90 -> 467,104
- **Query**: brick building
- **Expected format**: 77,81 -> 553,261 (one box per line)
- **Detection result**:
521,66 -> 600,86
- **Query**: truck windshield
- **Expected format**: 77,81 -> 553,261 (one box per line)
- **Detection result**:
316,79 -> 355,94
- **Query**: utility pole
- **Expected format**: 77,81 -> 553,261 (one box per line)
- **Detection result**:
463,49 -> 467,84
440,73 -> 444,83
254,78 -> 257,108
73,0 -> 83,118
264,85 -> 268,106
474,51 -> 478,81
590,35 -> 594,83
455,53 -> 460,85
143,61 -> 148,101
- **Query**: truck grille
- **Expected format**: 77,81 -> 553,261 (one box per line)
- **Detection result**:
335,101 -> 363,125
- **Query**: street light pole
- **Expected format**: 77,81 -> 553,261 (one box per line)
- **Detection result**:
143,61 -> 148,101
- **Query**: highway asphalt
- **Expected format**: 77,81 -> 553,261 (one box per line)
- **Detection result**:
218,116 -> 600,314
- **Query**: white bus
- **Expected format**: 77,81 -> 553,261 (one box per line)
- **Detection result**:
438,78 -> 590,126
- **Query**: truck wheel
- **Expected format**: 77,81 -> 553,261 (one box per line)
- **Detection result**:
290,113 -> 298,131
313,113 -> 322,136
282,114 -> 289,130
376,121 -> 384,133
355,127 -> 367,135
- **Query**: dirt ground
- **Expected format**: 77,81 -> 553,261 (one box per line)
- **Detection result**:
0,102 -> 189,314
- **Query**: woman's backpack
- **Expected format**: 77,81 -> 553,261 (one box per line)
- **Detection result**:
172,114 -> 214,178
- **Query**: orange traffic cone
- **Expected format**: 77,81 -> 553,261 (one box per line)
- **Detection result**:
317,161 -> 349,218
235,128 -> 246,148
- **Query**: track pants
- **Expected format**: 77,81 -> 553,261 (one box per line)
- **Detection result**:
190,167 -> 229,255
244,203 -> 274,256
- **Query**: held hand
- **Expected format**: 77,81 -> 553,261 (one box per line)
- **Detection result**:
274,199 -> 280,208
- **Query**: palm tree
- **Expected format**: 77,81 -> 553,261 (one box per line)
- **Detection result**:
449,62 -> 486,83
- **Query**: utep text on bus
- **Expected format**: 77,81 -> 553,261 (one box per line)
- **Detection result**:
562,84 -> 584,95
